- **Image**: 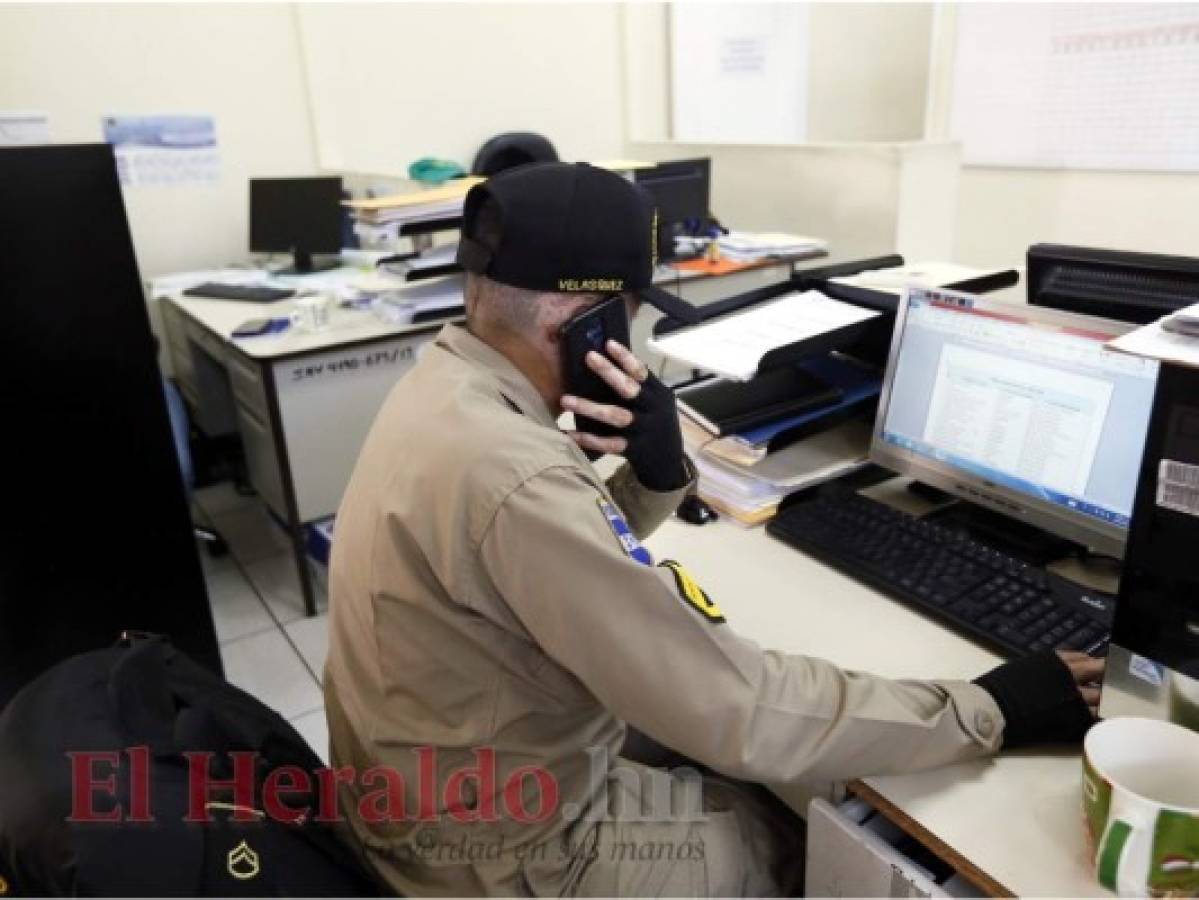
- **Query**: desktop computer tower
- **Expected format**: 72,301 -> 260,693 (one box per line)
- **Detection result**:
1101,362 -> 1199,730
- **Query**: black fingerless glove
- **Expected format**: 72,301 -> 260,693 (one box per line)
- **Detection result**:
623,372 -> 688,492
974,651 -> 1094,748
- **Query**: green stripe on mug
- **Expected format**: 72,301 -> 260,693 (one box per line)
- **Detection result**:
1099,820 -> 1132,891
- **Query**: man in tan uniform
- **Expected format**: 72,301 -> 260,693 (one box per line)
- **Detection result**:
326,163 -> 1102,896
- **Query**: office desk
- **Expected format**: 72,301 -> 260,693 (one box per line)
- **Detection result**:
160,281 -> 447,616
641,479 -> 1105,898
158,252 -> 816,616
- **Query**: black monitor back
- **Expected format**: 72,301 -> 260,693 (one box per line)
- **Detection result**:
249,176 -> 343,256
1028,243 -> 1199,324
635,158 -> 711,259
0,144 -> 220,707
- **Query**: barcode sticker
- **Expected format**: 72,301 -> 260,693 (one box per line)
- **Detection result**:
1157,459 -> 1199,516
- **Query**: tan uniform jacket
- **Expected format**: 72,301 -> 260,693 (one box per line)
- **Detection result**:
325,324 -> 1005,896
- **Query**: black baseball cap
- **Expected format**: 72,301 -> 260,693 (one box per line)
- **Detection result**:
456,162 -> 698,322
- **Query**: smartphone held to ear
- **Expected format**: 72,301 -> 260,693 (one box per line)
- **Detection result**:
559,295 -> 631,436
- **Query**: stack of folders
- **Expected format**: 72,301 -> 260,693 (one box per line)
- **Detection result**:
677,354 -> 882,525
377,242 -> 461,282
716,231 -> 827,262
670,232 -> 826,263
345,177 -> 484,244
346,272 -> 465,325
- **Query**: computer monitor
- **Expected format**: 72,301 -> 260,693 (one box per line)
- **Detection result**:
249,176 -> 343,274
872,286 -> 1160,558
1,144 -> 221,704
634,158 -> 711,261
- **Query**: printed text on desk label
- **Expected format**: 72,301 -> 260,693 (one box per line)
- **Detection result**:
291,347 -> 414,383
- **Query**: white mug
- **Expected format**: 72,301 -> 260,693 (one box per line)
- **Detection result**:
290,293 -> 331,333
1082,717 -> 1199,896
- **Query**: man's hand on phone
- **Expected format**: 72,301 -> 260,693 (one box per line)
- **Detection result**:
561,340 -> 689,492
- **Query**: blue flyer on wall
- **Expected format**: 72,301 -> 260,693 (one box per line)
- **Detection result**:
101,115 -> 219,187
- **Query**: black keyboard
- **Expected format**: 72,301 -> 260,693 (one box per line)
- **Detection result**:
182,282 -> 296,302
767,486 -> 1113,658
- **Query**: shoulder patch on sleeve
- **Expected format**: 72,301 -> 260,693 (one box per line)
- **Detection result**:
659,559 -> 725,624
597,497 -> 653,566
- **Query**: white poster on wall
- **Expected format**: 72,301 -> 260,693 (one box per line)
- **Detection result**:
950,4 -> 1199,171
101,115 -> 219,186
0,112 -> 50,146
670,4 -> 809,144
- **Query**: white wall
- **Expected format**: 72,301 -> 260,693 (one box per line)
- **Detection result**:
0,3 -> 321,280
296,2 -> 627,177
625,3 -> 933,144
926,5 -> 1199,269
952,169 -> 1199,269
807,3 -> 932,142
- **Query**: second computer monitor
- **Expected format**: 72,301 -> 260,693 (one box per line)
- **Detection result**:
872,286 -> 1160,558
250,176 -> 343,275
634,158 -> 711,261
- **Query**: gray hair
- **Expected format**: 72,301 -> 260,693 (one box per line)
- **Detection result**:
464,272 -> 545,332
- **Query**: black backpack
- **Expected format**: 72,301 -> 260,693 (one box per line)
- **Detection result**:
0,636 -> 382,896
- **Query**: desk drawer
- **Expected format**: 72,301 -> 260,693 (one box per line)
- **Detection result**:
235,401 -> 287,519
160,300 -> 188,346
170,341 -> 196,395
185,318 -> 226,364
227,351 -> 268,419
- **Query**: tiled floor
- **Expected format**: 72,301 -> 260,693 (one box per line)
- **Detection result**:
193,481 -> 330,763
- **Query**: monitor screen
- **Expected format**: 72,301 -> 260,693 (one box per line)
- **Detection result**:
249,176 -> 342,258
872,287 -> 1160,555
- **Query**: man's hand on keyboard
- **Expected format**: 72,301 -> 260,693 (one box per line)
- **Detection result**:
1058,650 -> 1105,715
974,650 -> 1104,748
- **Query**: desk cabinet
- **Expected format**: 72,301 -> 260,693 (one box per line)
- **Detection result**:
161,300 -> 238,437
162,296 -> 439,615
266,332 -> 430,523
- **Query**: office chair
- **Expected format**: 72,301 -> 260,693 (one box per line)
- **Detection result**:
471,132 -> 558,177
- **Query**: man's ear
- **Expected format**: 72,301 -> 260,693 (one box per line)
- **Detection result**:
536,294 -> 572,346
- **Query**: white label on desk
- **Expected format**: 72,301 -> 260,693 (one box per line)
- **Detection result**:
288,345 -> 415,384
1157,459 -> 1199,517
274,333 -> 430,523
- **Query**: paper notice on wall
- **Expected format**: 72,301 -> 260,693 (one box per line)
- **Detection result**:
720,35 -> 768,75
0,112 -> 50,146
670,3 -> 809,143
950,5 -> 1199,171
101,115 -> 219,186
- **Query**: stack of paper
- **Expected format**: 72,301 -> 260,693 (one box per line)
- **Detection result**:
378,242 -> 461,281
829,261 -> 1005,295
716,231 -> 827,262
1107,302 -> 1199,370
327,267 -> 463,323
674,352 -> 881,526
648,290 -> 881,381
682,416 -> 872,526
345,178 -> 483,241
690,450 -> 788,526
